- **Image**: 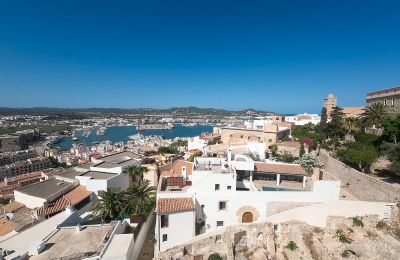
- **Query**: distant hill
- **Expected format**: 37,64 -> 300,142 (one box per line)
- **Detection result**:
0,106 -> 276,116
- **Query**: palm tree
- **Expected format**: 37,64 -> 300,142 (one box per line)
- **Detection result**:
123,165 -> 147,184
93,187 -> 124,222
123,181 -> 155,218
343,117 -> 360,134
361,103 -> 388,128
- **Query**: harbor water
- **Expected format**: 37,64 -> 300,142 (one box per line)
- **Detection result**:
53,124 -> 213,150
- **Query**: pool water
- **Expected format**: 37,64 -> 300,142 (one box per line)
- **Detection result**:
262,186 -> 299,191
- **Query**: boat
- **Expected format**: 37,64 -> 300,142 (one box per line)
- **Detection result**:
72,137 -> 78,141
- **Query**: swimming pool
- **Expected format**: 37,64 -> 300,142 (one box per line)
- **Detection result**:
262,186 -> 300,191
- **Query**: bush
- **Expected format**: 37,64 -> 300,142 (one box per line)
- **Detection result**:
352,217 -> 364,227
335,229 -> 352,244
285,241 -> 298,251
341,250 -> 350,258
376,220 -> 388,230
208,253 -> 222,260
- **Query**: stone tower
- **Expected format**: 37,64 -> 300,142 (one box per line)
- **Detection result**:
323,93 -> 337,118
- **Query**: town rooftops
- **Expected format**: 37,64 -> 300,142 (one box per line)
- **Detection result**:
16,177 -> 77,201
254,162 -> 307,175
160,160 -> 193,177
36,185 -> 92,217
157,197 -> 195,213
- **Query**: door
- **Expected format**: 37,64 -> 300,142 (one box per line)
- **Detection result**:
242,212 -> 253,223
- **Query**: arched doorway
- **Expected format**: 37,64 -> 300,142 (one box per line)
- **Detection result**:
242,212 -> 253,223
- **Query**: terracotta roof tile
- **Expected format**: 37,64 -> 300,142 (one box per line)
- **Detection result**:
157,197 -> 194,213
37,186 -> 92,216
161,160 -> 193,177
254,162 -> 306,175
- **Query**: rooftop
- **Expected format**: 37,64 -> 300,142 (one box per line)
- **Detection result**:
254,162 -> 307,176
60,169 -> 85,179
160,160 -> 193,177
16,177 -> 77,201
31,223 -> 117,260
82,171 -> 117,180
157,197 -> 195,213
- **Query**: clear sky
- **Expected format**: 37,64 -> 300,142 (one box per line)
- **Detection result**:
0,0 -> 399,113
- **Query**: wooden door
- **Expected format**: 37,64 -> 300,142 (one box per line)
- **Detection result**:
242,212 -> 253,223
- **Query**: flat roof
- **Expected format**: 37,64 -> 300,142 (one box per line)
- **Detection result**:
16,177 -> 76,200
82,171 -> 117,180
31,224 -> 117,260
101,151 -> 142,162
60,170 -> 85,179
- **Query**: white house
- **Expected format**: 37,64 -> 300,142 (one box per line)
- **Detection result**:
155,153 -> 393,254
285,113 -> 321,125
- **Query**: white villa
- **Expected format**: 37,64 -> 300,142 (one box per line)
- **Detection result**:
155,153 -> 393,254
285,113 -> 321,125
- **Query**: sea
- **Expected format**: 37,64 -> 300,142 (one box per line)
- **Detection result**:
53,124 -> 213,150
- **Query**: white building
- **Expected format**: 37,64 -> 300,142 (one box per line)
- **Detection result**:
187,136 -> 208,152
285,113 -> 321,125
155,153 -> 393,254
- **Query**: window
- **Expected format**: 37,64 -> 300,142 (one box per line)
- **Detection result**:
219,201 -> 227,210
161,215 -> 169,228
384,99 -> 387,106
227,185 -> 231,190
216,235 -> 222,243
269,139 -> 272,142
392,99 -> 396,106
215,184 -> 220,191
240,135 -> 243,138
162,234 -> 168,241
217,221 -> 224,227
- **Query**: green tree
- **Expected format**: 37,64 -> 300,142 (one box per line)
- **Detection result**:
123,181 -> 155,218
93,187 -> 125,222
268,144 -> 278,157
382,142 -> 400,176
123,165 -> 147,184
319,107 -> 328,134
343,117 -> 360,135
188,151 -> 203,162
361,102 -> 388,128
327,106 -> 345,138
299,143 -> 305,157
337,143 -> 378,173
381,115 -> 400,144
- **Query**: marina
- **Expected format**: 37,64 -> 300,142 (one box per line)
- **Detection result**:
51,124 -> 213,150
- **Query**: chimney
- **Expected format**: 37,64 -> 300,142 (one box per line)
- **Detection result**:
181,165 -> 187,179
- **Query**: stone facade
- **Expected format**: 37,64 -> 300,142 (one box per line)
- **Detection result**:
236,206 -> 260,223
319,150 -> 400,203
220,126 -> 290,147
323,94 -> 337,118
366,86 -> 400,113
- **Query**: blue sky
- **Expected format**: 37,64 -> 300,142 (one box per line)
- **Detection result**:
0,0 -> 399,113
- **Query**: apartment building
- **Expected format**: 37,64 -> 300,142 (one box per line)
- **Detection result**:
366,86 -> 400,113
0,149 -> 37,166
0,157 -> 51,180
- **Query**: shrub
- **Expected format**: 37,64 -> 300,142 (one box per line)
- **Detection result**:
376,220 -> 388,230
352,217 -> 364,227
208,253 -> 222,260
338,234 -> 352,244
285,241 -> 298,251
341,250 -> 350,258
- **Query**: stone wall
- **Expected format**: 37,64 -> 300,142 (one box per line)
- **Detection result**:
154,222 -> 276,260
319,150 -> 400,203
